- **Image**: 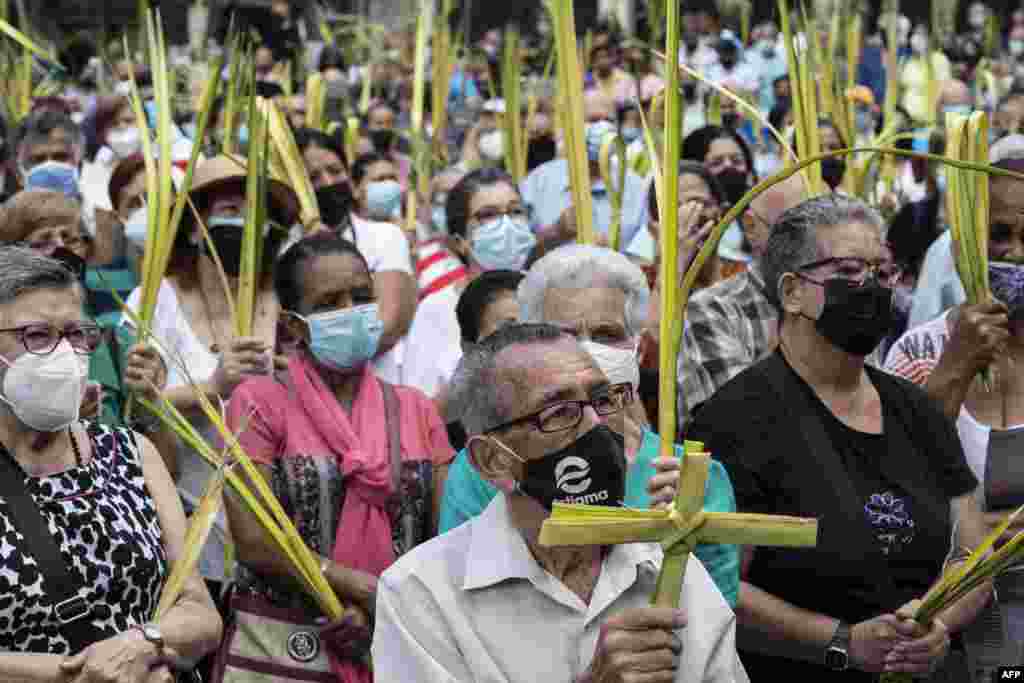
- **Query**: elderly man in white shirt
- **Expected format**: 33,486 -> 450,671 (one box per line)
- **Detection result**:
373,322 -> 748,683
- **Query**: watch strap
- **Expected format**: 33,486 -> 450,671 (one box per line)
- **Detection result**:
829,621 -> 851,650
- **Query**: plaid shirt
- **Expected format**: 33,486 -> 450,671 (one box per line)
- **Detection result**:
678,265 -> 778,434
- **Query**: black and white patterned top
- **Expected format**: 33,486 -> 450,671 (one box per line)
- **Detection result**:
0,423 -> 167,654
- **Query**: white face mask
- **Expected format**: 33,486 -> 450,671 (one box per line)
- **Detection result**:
123,205 -> 148,247
579,339 -> 640,393
479,129 -> 504,162
107,126 -> 142,159
0,340 -> 87,432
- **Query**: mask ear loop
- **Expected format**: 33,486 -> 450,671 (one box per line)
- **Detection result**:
469,433 -> 527,494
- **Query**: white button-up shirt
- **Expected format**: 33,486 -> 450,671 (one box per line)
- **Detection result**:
372,494 -> 749,682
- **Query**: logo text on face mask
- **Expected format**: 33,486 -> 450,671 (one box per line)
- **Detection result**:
555,456 -> 592,494
561,490 -> 610,505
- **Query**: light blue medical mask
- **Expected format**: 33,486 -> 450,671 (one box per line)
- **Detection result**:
585,120 -> 617,162
365,180 -> 403,220
124,206 -> 148,247
470,214 -> 537,271
432,205 -> 447,234
300,303 -> 384,371
620,126 -> 642,145
24,161 -> 81,199
942,104 -> 972,118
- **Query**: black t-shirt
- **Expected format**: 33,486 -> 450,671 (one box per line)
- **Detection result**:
689,351 -> 977,680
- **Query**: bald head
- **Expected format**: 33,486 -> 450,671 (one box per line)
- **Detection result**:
584,91 -> 616,123
744,173 -> 808,259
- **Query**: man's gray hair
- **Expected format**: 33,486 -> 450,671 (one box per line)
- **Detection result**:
518,244 -> 650,336
450,322 -> 569,436
0,246 -> 78,307
760,194 -> 884,311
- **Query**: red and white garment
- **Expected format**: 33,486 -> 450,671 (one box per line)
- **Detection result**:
416,238 -> 467,301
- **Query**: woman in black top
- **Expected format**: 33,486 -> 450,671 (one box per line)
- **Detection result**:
689,195 -> 990,680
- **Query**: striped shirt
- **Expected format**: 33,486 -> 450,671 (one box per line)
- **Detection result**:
415,238 -> 467,301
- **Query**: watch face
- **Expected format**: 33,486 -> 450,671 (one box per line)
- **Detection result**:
825,647 -> 848,671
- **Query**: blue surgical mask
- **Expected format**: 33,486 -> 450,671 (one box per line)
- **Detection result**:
470,214 -> 537,271
855,110 -> 874,134
365,180 -> 403,220
942,104 -> 972,118
124,206 -> 148,247
431,205 -> 447,234
586,120 -> 617,162
301,303 -> 384,370
620,126 -> 642,145
24,161 -> 81,199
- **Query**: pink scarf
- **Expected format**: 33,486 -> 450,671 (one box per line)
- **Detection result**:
289,356 -> 395,683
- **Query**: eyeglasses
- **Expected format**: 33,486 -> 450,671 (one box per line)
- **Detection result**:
0,323 -> 104,355
484,382 -> 634,435
469,206 -> 531,225
797,256 -> 903,287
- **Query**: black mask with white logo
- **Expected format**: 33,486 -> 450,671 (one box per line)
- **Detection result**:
513,425 -> 627,511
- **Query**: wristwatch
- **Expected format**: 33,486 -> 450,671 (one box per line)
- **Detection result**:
135,622 -> 165,653
824,621 -> 851,671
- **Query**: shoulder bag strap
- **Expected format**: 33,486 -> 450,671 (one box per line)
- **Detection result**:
0,440 -> 108,653
379,381 -> 402,492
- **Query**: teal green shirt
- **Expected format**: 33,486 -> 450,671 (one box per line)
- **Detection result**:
439,428 -> 740,606
84,264 -> 138,427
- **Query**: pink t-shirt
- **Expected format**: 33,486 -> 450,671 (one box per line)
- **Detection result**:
227,372 -> 454,560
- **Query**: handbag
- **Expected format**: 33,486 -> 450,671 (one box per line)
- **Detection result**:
210,382 -> 402,682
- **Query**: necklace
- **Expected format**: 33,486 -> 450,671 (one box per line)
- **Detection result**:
198,284 -> 226,355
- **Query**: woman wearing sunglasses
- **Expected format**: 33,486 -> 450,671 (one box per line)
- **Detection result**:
0,247 -> 221,683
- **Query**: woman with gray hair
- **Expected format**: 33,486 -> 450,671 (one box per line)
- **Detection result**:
438,242 -> 741,608
689,195 -> 989,679
0,247 -> 221,682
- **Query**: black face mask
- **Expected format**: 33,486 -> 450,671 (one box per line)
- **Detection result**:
370,129 -> 395,152
202,225 -> 245,277
50,246 -> 86,284
713,167 -> 750,207
821,158 -> 847,190
720,57 -> 738,70
315,182 -> 355,228
511,425 -> 626,511
527,136 -> 558,171
801,277 -> 895,356
721,112 -> 741,130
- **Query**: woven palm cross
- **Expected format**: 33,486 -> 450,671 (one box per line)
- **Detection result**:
539,441 -> 819,607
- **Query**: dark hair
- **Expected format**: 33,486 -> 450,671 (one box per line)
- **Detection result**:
91,95 -> 132,148
817,117 -> 848,149
769,98 -> 792,132
681,125 -> 755,177
351,151 -> 393,186
445,166 -> 519,239
294,127 -> 349,170
274,232 -> 370,313
108,153 -> 147,210
15,110 -> 80,160
318,45 -> 347,73
647,161 -> 725,220
456,270 -> 525,344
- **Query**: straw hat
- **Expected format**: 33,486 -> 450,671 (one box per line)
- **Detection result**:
184,154 -> 300,229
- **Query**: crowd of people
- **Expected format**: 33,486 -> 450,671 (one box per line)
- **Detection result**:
3,0 -> 1024,680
